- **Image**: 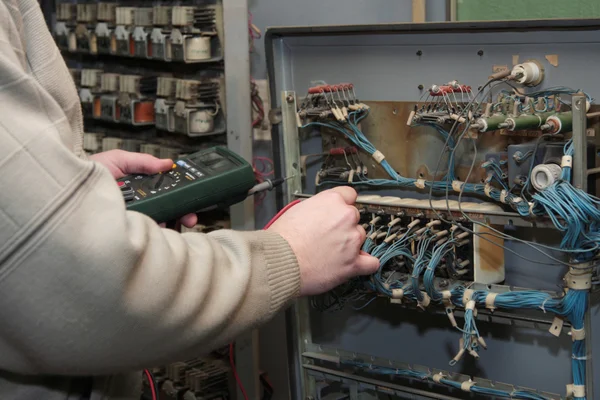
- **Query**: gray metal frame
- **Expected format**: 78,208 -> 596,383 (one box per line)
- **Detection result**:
571,95 -> 594,398
222,0 -> 258,398
268,19 -> 600,400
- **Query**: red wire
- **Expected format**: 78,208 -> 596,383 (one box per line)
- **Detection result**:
229,199 -> 302,399
263,200 -> 301,229
144,369 -> 157,400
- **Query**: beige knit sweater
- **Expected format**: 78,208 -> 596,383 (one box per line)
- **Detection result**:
0,1 -> 300,399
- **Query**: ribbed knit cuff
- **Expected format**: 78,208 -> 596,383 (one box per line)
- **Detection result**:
254,230 -> 301,314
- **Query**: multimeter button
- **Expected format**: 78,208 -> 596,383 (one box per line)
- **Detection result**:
118,181 -> 126,187
172,163 -> 177,169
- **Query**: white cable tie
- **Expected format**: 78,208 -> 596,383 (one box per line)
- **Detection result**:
566,384 -> 574,397
391,288 -> 404,300
432,373 -> 445,383
461,380 -> 475,392
566,384 -> 586,398
463,289 -> 474,305
452,180 -> 464,193
562,155 -> 573,168
573,385 -> 586,397
372,150 -> 385,164
484,184 -> 492,197
415,178 -> 426,189
571,327 -> 586,341
512,196 -> 523,204
500,190 -> 508,204
565,270 -> 593,290
465,300 -> 476,311
348,169 -> 355,183
418,293 -> 431,309
572,354 -> 588,360
540,297 -> 550,313
485,292 -> 498,311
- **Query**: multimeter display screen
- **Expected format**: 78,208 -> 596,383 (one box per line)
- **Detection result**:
191,151 -> 236,173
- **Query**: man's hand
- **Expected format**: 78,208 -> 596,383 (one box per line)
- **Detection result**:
90,150 -> 198,228
268,187 -> 379,296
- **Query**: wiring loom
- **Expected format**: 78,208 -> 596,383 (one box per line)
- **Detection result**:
300,81 -> 596,399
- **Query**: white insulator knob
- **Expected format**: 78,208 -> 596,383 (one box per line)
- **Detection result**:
531,163 -> 562,191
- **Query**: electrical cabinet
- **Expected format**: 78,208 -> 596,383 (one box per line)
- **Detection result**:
266,19 -> 600,400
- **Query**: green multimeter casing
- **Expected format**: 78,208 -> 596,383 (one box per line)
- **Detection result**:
117,146 -> 256,223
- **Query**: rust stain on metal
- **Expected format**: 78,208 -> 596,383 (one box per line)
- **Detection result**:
322,101 -> 507,183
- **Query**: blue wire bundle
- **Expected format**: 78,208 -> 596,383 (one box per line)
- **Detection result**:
343,359 -> 550,399
304,98 -> 594,399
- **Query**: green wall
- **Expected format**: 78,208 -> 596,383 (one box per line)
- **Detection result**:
457,0 -> 600,21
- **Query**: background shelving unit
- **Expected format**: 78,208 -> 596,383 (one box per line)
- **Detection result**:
45,0 -> 255,398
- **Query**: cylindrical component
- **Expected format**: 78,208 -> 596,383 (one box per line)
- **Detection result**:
476,115 -> 507,132
545,112 -> 573,134
185,36 -> 211,61
505,114 -> 542,131
189,109 -> 215,133
531,163 -> 562,191
511,61 -> 544,86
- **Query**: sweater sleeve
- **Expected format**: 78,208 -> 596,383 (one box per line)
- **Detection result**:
0,1 -> 300,375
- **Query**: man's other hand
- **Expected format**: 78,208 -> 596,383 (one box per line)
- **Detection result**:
90,150 -> 198,228
267,187 -> 380,296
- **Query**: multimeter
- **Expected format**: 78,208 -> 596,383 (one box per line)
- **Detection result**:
117,146 -> 256,223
